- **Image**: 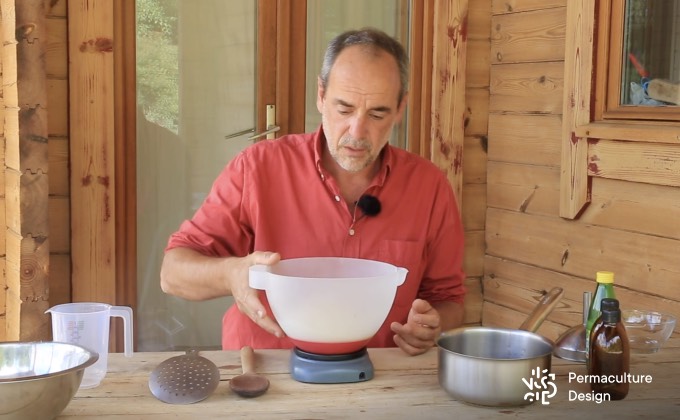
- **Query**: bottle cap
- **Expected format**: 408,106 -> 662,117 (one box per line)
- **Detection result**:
601,298 -> 619,311
596,271 -> 614,284
601,298 -> 621,323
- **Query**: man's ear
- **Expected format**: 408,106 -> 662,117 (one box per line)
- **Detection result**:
316,76 -> 325,113
395,92 -> 409,123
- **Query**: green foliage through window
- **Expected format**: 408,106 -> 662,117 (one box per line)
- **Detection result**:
136,0 -> 179,133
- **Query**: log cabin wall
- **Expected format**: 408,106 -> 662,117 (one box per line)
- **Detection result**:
484,0 -> 679,342
0,0 -> 69,341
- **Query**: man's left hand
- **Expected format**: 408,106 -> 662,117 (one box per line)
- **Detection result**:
390,299 -> 441,356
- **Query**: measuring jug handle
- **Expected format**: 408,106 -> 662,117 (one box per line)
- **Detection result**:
110,306 -> 134,357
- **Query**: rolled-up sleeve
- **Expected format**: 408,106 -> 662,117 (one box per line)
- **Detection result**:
165,152 -> 253,258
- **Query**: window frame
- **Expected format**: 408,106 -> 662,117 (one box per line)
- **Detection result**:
596,0 -> 680,122
560,0 -> 680,219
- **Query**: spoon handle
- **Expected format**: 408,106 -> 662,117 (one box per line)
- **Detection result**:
240,346 -> 256,374
519,287 -> 564,332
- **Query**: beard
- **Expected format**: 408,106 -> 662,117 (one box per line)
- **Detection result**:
322,114 -> 377,173
328,134 -> 375,173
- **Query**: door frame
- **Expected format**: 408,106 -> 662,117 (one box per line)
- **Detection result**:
258,0 -> 308,136
110,0 -> 310,347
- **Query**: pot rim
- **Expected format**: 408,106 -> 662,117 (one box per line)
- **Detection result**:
437,326 -> 555,361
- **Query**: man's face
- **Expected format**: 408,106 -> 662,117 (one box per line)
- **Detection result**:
317,46 -> 407,173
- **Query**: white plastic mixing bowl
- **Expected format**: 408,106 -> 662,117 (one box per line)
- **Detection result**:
249,257 -> 407,354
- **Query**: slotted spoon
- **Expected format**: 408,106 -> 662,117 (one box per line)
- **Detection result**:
148,349 -> 221,404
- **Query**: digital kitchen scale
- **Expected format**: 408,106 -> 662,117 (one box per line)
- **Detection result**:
290,347 -> 374,384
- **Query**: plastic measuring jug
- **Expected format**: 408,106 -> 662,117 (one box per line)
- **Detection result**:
46,302 -> 133,388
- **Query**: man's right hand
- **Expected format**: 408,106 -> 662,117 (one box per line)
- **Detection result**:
231,251 -> 284,339
160,248 -> 285,339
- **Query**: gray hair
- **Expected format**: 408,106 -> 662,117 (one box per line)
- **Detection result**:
319,28 -> 409,105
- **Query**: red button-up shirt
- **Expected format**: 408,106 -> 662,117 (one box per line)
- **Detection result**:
166,126 -> 465,350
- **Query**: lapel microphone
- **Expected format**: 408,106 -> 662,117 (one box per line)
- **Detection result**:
356,194 -> 381,217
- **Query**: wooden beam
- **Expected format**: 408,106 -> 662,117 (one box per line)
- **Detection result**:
559,0 -> 595,219
257,0 -> 277,135
588,140 -> 680,187
406,0 -> 433,158
113,0 -> 137,337
576,121 -> 680,144
430,0 -> 468,211
1,0 -> 19,341
275,0 -> 306,136
0,0 -> 52,341
68,0 -> 116,304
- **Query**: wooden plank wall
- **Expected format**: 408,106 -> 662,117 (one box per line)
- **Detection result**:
485,0 -> 680,343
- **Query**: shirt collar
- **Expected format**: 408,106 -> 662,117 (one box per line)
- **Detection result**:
313,125 -> 393,187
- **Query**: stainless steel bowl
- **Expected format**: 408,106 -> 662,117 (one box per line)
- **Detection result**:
0,341 -> 98,420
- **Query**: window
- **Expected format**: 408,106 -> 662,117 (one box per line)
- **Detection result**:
597,0 -> 680,121
561,0 -> 680,219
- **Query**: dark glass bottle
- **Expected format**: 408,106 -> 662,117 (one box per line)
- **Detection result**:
585,271 -> 616,367
588,298 -> 630,400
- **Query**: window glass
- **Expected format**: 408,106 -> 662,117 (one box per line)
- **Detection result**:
621,0 -> 680,106
136,0 -> 255,351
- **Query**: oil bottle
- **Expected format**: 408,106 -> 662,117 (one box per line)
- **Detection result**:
585,271 -> 616,366
588,298 -> 630,400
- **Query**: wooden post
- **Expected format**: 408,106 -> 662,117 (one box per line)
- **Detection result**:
430,0 -> 468,212
407,0 -> 434,159
560,0 -> 595,219
68,0 -> 116,304
1,0 -> 51,341
0,0 -> 18,340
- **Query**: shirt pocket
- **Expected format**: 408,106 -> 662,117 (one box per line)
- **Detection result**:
375,239 -> 423,273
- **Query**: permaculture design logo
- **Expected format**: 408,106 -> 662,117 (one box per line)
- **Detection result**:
523,367 -> 557,405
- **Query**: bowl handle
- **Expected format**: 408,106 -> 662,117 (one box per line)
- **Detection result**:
395,267 -> 408,286
249,264 -> 271,290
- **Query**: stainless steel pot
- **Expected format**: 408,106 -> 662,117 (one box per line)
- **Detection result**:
437,287 -> 563,407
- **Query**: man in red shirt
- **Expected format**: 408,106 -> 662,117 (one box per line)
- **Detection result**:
161,28 -> 465,356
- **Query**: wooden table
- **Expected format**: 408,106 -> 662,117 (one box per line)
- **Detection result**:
61,340 -> 680,419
